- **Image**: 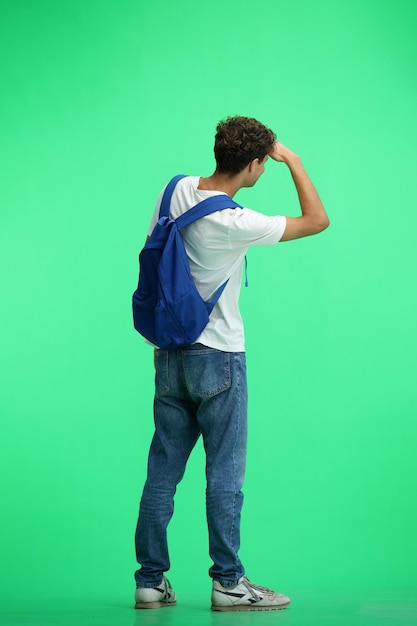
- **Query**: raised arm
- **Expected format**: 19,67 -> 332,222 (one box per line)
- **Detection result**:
269,142 -> 330,241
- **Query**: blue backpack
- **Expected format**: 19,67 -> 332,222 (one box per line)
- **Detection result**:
132,175 -> 242,349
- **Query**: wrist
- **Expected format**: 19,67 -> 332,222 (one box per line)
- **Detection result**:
284,153 -> 302,169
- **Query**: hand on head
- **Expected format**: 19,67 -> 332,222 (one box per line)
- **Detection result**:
269,142 -> 299,164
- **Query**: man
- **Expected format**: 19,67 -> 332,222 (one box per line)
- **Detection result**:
134,116 -> 329,611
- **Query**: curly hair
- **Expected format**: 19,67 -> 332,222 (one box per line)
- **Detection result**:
214,116 -> 276,174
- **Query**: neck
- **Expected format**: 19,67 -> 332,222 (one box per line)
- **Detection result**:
198,171 -> 244,198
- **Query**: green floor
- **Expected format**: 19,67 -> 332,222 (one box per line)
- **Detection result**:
1,592 -> 417,626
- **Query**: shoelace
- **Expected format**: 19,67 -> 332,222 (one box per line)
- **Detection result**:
242,578 -> 276,598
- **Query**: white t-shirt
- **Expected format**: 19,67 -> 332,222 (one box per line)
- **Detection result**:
148,176 -> 286,352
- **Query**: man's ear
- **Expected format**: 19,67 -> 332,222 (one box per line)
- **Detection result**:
247,158 -> 258,172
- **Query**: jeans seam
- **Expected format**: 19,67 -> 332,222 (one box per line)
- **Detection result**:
155,350 -> 170,395
230,352 -> 240,568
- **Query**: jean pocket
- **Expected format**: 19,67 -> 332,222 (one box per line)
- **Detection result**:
183,349 -> 231,398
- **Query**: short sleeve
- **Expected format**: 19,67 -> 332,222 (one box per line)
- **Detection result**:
227,208 -> 286,248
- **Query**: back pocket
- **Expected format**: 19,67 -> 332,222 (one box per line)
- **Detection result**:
183,349 -> 231,398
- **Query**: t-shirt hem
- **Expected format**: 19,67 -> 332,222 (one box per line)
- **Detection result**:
147,339 -> 245,353
192,339 -> 245,352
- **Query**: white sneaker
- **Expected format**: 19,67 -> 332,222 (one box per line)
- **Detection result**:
211,576 -> 290,611
135,576 -> 176,609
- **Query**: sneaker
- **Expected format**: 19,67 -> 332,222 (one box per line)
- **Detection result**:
135,576 -> 176,609
211,576 -> 290,611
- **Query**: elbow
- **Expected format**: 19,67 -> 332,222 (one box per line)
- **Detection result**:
315,215 -> 330,234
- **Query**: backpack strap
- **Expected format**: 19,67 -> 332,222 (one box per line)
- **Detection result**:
177,195 -> 244,307
158,175 -> 243,225
209,276 -> 229,306
159,174 -> 187,218
176,195 -> 242,230
157,176 -> 243,306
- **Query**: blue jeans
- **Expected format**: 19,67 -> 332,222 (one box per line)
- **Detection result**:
134,343 -> 247,589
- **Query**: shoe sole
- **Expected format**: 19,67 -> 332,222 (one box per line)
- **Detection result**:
211,601 -> 290,612
135,601 -> 176,609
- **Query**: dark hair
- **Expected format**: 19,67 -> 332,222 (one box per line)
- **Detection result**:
214,116 -> 276,174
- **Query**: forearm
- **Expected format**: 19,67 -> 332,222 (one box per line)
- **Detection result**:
286,155 -> 329,230
269,142 -> 330,240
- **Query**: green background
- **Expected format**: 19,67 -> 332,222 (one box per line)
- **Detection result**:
1,0 -> 416,616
